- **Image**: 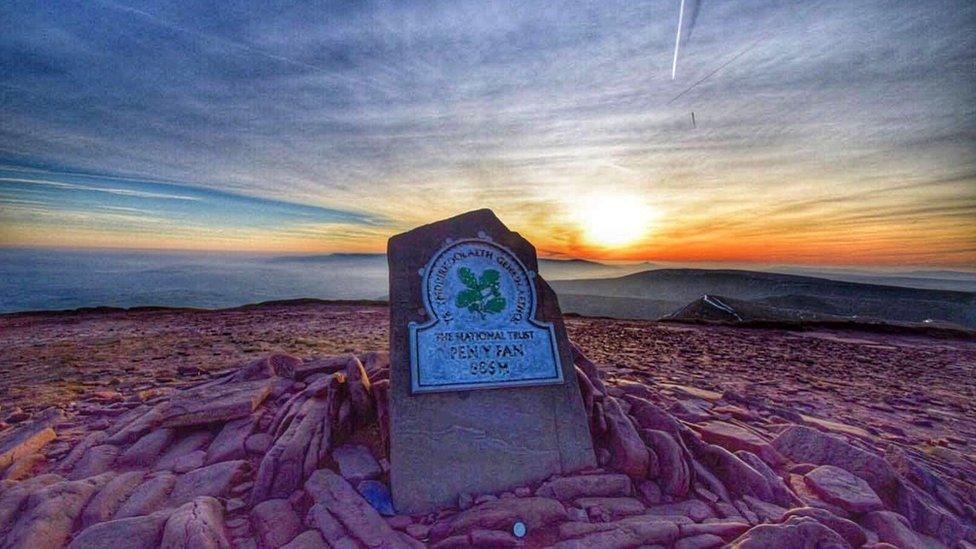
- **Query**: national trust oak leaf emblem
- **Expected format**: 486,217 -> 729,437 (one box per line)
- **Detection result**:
454,267 -> 506,318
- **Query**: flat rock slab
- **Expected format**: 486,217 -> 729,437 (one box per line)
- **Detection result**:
154,431 -> 214,472
536,473 -> 632,501
436,496 -> 568,540
800,414 -> 873,440
81,470 -> 145,527
332,444 -> 381,483
305,469 -> 411,549
169,460 -> 248,506
555,516 -> 680,547
160,496 -> 230,549
698,422 -> 769,455
575,496 -> 646,518
68,510 -> 172,549
281,530 -> 329,549
804,465 -> 884,513
159,379 -> 272,428
118,428 -> 175,468
5,477 -> 104,548
251,498 -> 303,548
206,417 -> 257,465
68,444 -> 120,480
115,472 -> 177,519
0,420 -> 56,470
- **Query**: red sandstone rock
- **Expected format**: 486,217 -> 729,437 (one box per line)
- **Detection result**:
645,499 -> 714,522
554,516 -> 680,547
227,354 -> 300,383
115,472 -> 177,518
57,431 -> 107,474
536,473 -> 632,501
575,496 -> 646,518
787,473 -> 852,517
304,468 -> 411,549
433,496 -> 567,542
729,516 -> 851,548
772,425 -> 967,544
251,498 -> 303,548
105,406 -> 164,445
68,445 -> 120,480
603,396 -> 650,478
207,416 -> 257,465
640,429 -> 691,497
371,379 -> 391,452
160,496 -> 230,549
331,444 -> 381,483
4,475 -> 109,549
295,355 -> 355,380
280,530 -> 329,549
469,529 -> 521,547
679,521 -> 751,541
169,459 -> 248,506
244,433 -> 272,455
3,452 -> 45,481
0,313 -> 973,549
0,419 -> 56,470
304,501 -> 354,546
783,507 -> 868,548
158,379 -> 272,428
694,443 -> 774,502
614,379 -> 655,401
860,510 -> 946,549
153,431 -> 214,472
697,421 -> 784,466
340,355 -> 373,425
0,473 -> 64,528
253,383 -> 340,503
117,428 -> 176,467
69,510 -> 173,549
805,464 -> 885,513
80,470 -> 145,527
735,450 -> 801,508
675,532 -> 725,549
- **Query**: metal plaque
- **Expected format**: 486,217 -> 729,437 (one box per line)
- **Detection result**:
409,236 -> 564,393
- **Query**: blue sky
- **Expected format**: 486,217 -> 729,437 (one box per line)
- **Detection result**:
0,0 -> 974,264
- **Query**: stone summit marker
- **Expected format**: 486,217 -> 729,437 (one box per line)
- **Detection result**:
388,209 -> 596,513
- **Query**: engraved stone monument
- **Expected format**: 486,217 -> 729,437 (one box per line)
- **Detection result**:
388,209 -> 596,513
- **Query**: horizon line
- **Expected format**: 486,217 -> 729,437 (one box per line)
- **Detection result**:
2,244 -> 974,274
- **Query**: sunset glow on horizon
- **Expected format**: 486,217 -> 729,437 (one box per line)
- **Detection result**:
1,1 -> 973,268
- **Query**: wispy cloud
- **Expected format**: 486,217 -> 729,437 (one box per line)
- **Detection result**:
0,177 -> 201,201
0,0 -> 973,264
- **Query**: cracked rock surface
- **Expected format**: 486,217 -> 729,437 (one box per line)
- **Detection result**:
1,303 -> 974,548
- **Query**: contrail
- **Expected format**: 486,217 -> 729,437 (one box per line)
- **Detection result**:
667,37 -> 762,104
671,0 -> 686,80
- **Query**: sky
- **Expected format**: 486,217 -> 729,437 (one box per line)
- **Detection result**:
0,0 -> 974,267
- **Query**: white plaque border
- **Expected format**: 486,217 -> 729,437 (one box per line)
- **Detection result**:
408,236 -> 565,394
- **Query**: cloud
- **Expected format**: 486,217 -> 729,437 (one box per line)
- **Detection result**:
0,0 -> 973,264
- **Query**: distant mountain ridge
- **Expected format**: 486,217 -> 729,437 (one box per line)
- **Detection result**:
268,253 -> 385,263
266,253 -> 642,280
552,268 -> 976,329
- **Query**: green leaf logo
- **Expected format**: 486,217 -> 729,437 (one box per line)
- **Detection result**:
455,267 -> 506,318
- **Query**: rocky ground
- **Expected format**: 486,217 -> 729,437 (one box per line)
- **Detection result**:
1,302 -> 974,548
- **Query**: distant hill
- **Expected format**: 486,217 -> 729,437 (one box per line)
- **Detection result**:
268,253 -> 385,263
771,267 -> 976,292
664,294 -> 973,337
267,253 -> 641,280
537,259 -> 645,280
552,268 -> 976,329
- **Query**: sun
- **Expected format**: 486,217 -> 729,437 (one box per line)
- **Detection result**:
580,195 -> 657,249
